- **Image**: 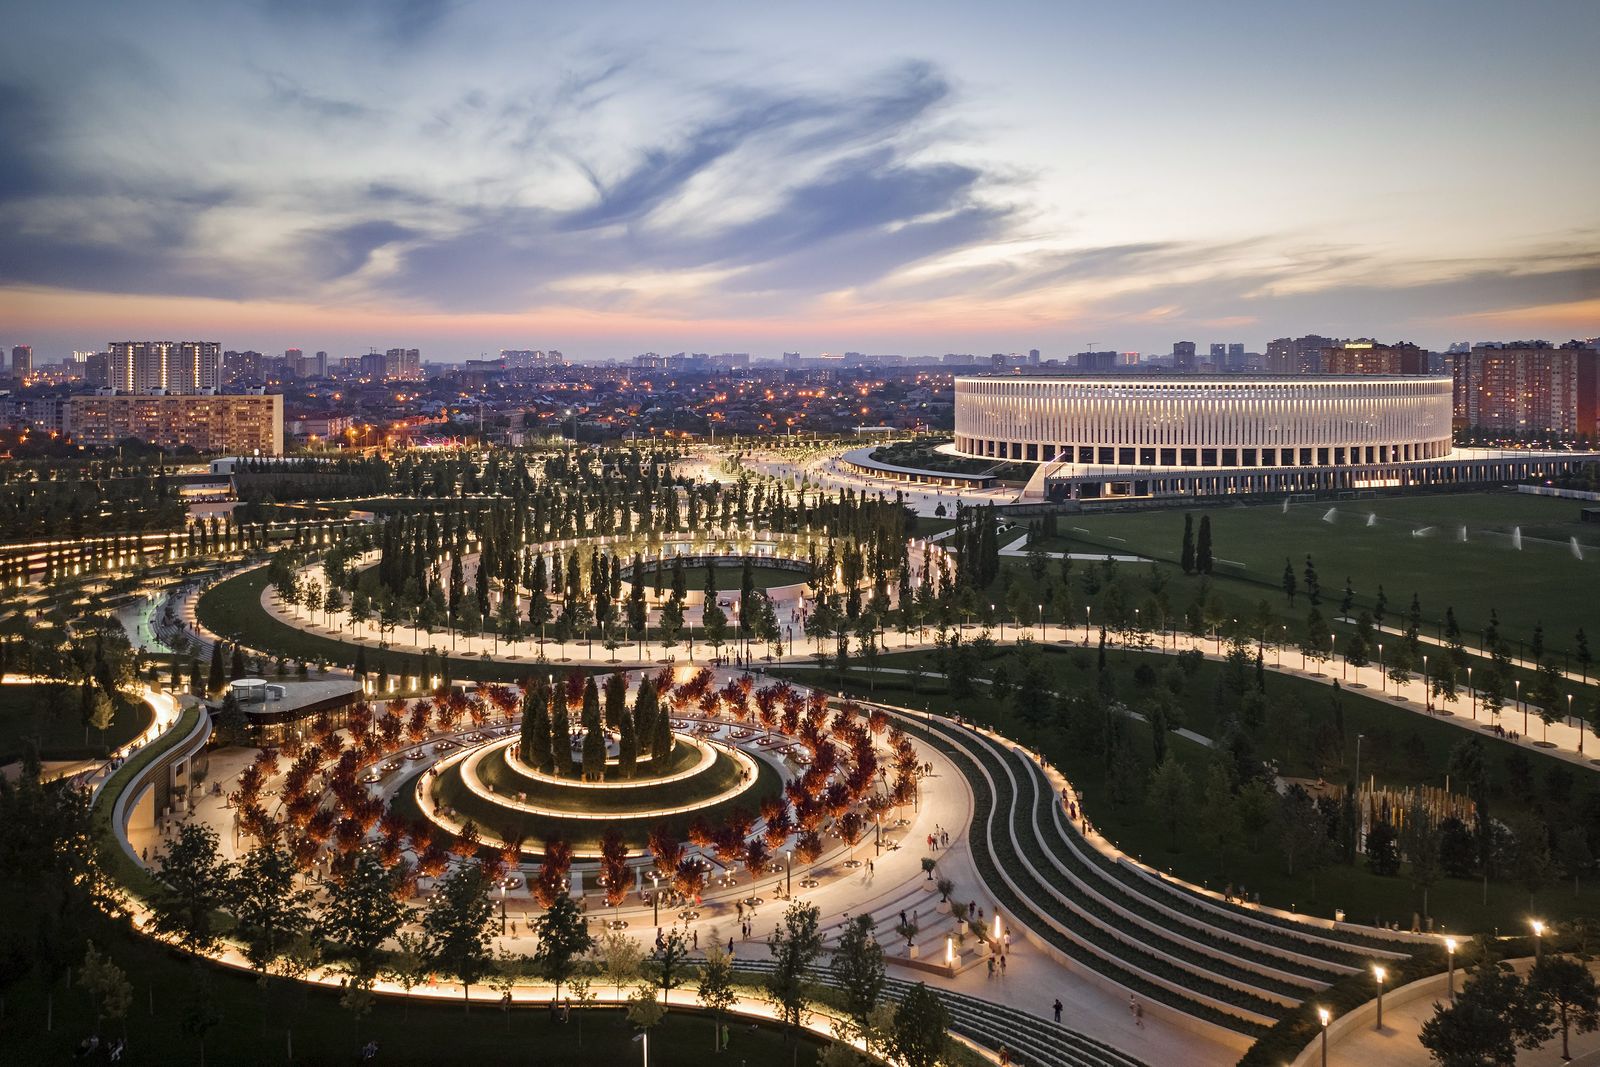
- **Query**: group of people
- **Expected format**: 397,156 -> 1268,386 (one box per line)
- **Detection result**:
926,824 -> 950,850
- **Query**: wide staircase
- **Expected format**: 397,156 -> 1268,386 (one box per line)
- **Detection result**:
730,957 -> 1145,1067
881,708 -> 1416,1041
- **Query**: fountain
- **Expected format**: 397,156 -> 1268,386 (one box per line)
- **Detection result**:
1574,537 -> 1585,561
1512,527 -> 1523,550
1367,513 -> 1377,527
1459,525 -> 1468,542
1322,508 -> 1337,523
1412,526 -> 1434,538
1282,497 -> 1290,514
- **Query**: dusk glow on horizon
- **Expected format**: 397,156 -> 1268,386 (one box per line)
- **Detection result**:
2,0 -> 1597,360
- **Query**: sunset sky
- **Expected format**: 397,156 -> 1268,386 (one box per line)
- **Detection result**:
2,0 -> 1597,361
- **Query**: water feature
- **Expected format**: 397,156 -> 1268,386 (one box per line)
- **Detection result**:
1459,525 -> 1468,542
1322,507 -> 1337,523
1367,513 -> 1377,527
1574,537 -> 1585,561
1513,527 -> 1523,550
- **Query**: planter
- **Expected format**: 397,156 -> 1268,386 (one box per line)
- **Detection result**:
936,901 -> 951,914
907,943 -> 918,959
921,881 -> 936,891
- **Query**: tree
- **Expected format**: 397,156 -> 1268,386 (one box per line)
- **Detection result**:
627,982 -> 666,1036
703,601 -> 730,658
1400,799 -> 1442,921
150,822 -> 233,952
1199,764 -> 1241,877
650,926 -> 692,1005
1180,514 -> 1195,575
580,676 -> 606,780
422,863 -> 497,1011
533,892 -> 594,1003
1530,954 -> 1600,1062
1196,514 -> 1213,575
1146,755 -> 1192,849
765,900 -> 822,1042
320,850 -> 411,989
229,844 -> 312,981
1420,960 -> 1552,1067
1281,558 -> 1297,606
596,928 -> 645,1001
829,914 -> 886,1048
79,942 -> 132,1039
1559,825 -> 1593,894
889,982 -> 951,1067
1365,819 -> 1401,876
1510,815 -> 1556,912
697,943 -> 737,1049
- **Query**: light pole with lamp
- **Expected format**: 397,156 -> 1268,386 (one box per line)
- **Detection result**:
1423,654 -> 1430,712
1038,603 -> 1044,642
785,850 -> 792,897
1379,643 -> 1385,692
651,873 -> 660,927
1517,679 -> 1524,733
1374,965 -> 1387,1030
1533,919 -> 1545,960
1318,1007 -> 1331,1067
1084,605 -> 1091,642
993,604 -> 1000,641
1467,665 -> 1475,720
1445,937 -> 1457,1002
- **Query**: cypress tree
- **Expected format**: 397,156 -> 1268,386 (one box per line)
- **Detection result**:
550,686 -> 571,775
522,677 -> 553,771
1180,514 -> 1195,574
617,706 -> 637,778
229,644 -> 246,680
651,695 -> 673,763
207,641 -> 226,694
1196,515 -> 1213,575
633,675 -> 658,757
603,670 -> 627,730
580,677 -> 605,780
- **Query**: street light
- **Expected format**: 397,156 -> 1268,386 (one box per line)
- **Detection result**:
1467,665 -> 1475,720
1374,965 -> 1387,1030
1518,679 -> 1525,733
1379,643 -> 1385,691
1533,919 -> 1545,960
1318,1006 -> 1331,1067
1445,937 -> 1457,1002
785,850 -> 792,897
1423,654 -> 1430,712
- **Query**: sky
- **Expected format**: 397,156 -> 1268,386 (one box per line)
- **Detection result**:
1,0 -> 1597,363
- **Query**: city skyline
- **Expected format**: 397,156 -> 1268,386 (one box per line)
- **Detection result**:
2,1 -> 1597,361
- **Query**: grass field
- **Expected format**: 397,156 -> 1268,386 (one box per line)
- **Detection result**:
782,642 -> 1600,934
640,562 -> 807,593
1043,491 -> 1599,660
196,568 -> 566,685
4,911 -> 831,1067
0,682 -> 150,763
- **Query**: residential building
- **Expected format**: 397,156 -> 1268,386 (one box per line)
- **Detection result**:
106,341 -> 221,394
1172,341 -> 1196,371
10,345 -> 31,380
1457,341 -> 1598,436
66,391 -> 284,453
1321,339 -> 1430,376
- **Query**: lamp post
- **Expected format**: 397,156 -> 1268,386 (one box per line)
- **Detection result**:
1518,679 -> 1525,733
1423,654 -> 1430,712
1374,965 -> 1387,1030
1467,665 -> 1475,720
785,850 -> 792,897
993,604 -> 1000,641
1533,919 -> 1545,961
1038,604 -> 1044,642
1318,1007 -> 1331,1067
1445,937 -> 1457,1002
1379,643 -> 1385,691
1084,605 -> 1091,641
1572,694 -> 1580,755
1354,733 -> 1365,819
651,873 -> 660,927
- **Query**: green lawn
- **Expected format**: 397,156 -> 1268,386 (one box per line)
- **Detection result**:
1044,491 -> 1598,660
4,911 -> 831,1066
0,682 -> 151,763
641,562 -> 807,593
783,643 -> 1600,935
196,568 -> 568,685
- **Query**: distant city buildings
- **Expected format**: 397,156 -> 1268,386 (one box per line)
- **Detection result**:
1172,341 -> 1196,371
10,345 -> 31,381
1321,339 -> 1430,376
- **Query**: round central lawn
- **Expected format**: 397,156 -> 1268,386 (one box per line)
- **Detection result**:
473,742 -> 747,814
637,561 -> 807,592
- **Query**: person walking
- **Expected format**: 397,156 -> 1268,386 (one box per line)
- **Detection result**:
1053,998 -> 1063,1024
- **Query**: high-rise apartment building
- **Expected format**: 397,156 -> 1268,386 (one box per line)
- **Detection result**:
1209,343 -> 1227,364
66,392 -> 283,453
1172,341 -> 1197,371
106,341 -> 220,394
384,348 -> 421,380
1265,334 -> 1337,374
1321,339 -> 1430,376
84,351 -> 110,388
1457,341 -> 1598,437
10,345 -> 32,380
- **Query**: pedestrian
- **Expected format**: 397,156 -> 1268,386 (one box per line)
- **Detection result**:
720,1023 -> 729,1050
999,953 -> 1006,976
1129,994 -> 1137,1025
1135,1001 -> 1144,1028
987,957 -> 996,978
693,929 -> 699,949
1053,998 -> 1063,1024
998,1045 -> 1011,1066
900,909 -> 907,926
